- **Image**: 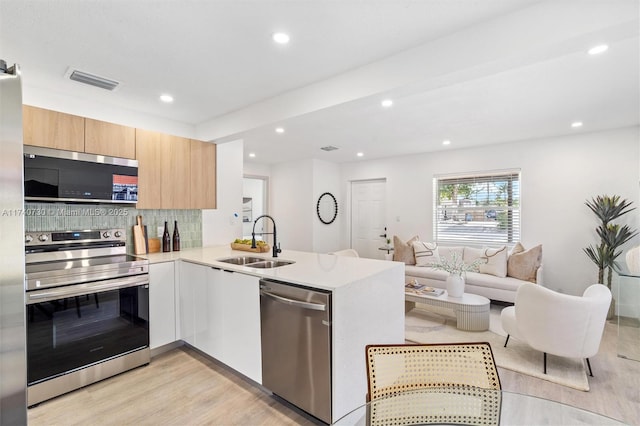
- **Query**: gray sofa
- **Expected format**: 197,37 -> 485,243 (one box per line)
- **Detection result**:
403,245 -> 543,303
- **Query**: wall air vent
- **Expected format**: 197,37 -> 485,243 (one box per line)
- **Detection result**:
320,146 -> 339,151
68,69 -> 119,91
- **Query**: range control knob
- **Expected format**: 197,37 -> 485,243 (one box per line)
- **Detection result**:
25,235 -> 33,244
103,231 -> 111,238
38,234 -> 49,242
114,230 -> 122,238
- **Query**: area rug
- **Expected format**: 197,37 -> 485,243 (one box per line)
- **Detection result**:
405,305 -> 590,391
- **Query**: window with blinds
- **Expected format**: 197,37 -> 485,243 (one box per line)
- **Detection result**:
433,170 -> 520,245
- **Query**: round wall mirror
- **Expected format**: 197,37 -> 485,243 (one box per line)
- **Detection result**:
317,192 -> 338,225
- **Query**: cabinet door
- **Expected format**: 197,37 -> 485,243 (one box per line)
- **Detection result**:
149,262 -> 176,349
85,118 -> 136,159
135,129 -> 164,209
136,129 -> 191,209
190,139 -> 217,209
161,135 -> 190,209
178,261 -> 205,347
204,267 -> 226,360
223,272 -> 262,383
23,105 -> 84,151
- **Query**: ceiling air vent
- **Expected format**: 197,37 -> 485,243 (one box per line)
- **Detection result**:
320,145 -> 339,151
68,69 -> 119,91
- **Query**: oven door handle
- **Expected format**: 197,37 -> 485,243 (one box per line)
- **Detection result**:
26,275 -> 149,304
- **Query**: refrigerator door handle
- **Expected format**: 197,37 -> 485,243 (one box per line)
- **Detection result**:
260,290 -> 326,311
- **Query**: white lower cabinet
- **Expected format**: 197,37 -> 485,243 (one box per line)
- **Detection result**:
149,262 -> 177,349
178,261 -> 262,384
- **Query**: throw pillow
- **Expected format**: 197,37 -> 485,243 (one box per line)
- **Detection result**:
463,247 -> 484,264
393,235 -> 419,265
478,246 -> 508,278
412,241 -> 440,266
507,244 -> 542,282
509,242 -> 525,257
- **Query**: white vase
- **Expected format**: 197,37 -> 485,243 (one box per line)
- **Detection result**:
446,273 -> 465,298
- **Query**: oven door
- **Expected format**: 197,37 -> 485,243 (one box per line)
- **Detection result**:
26,275 -> 149,386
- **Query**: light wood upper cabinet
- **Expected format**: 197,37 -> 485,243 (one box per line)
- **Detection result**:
23,105 -> 84,152
161,135 -> 190,209
190,139 -> 217,209
135,129 -> 164,209
85,118 -> 136,159
136,129 -> 192,209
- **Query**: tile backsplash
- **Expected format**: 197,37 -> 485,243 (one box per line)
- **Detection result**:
25,202 -> 202,249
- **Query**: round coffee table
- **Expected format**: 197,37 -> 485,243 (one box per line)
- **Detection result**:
405,290 -> 490,331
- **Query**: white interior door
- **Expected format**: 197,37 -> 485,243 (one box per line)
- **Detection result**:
351,179 -> 386,259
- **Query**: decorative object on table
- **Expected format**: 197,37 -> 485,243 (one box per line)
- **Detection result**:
148,237 -> 161,253
430,251 -> 483,297
231,238 -> 270,253
133,215 -> 146,255
162,221 -> 171,252
405,280 -> 444,297
172,220 -> 180,251
316,192 -> 338,224
501,282 -> 611,381
583,195 -> 637,318
625,245 -> 640,275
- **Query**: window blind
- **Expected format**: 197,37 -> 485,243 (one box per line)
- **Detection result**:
433,170 -> 521,245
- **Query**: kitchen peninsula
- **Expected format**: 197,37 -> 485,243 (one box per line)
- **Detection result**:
144,246 -> 405,423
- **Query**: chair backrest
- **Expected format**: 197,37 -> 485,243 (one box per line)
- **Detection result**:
515,283 -> 611,358
365,343 -> 501,401
331,248 -> 359,257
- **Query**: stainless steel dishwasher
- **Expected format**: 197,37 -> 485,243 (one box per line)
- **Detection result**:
259,279 -> 332,424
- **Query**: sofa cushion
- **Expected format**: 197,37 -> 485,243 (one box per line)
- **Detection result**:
438,246 -> 464,262
507,243 -> 542,283
412,241 -> 439,266
478,246 -> 508,278
393,235 -> 419,265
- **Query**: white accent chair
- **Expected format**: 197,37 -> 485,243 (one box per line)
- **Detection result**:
500,283 -> 611,377
330,248 -> 360,257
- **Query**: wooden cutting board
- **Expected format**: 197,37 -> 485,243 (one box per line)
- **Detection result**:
133,215 -> 146,255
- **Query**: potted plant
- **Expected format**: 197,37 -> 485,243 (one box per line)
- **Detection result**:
584,195 -> 638,318
430,252 -> 483,297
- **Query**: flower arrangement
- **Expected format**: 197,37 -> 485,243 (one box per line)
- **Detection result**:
430,251 -> 483,276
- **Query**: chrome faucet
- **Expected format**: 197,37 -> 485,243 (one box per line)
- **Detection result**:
251,214 -> 282,258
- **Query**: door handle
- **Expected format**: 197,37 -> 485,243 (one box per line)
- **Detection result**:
261,291 -> 326,311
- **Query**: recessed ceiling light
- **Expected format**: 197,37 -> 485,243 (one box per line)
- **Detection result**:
571,121 -> 583,128
272,32 -> 290,44
275,127 -> 285,134
249,152 -> 256,158
588,44 -> 609,55
357,152 -> 364,157
381,99 -> 393,108
442,140 -> 451,145
160,94 -> 173,103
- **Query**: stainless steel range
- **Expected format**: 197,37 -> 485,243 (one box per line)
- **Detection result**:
25,228 -> 150,406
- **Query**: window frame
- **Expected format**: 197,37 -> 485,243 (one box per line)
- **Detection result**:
433,169 -> 521,246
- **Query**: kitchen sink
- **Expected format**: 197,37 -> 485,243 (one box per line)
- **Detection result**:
248,260 -> 294,268
217,256 -> 295,268
217,256 -> 266,265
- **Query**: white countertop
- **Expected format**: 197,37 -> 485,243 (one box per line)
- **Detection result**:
141,245 -> 403,291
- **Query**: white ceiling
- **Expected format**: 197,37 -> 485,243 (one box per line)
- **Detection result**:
1,0 -> 638,164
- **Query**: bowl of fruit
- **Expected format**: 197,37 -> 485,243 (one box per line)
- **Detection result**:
230,238 -> 270,253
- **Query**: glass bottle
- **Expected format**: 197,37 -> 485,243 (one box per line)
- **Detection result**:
162,221 -> 171,252
172,220 -> 180,251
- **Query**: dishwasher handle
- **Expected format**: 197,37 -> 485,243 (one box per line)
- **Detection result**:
260,290 -> 326,311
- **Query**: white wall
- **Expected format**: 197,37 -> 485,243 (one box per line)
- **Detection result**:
270,159 -> 314,251
202,139 -> 243,246
340,126 -> 640,296
312,159 -> 342,254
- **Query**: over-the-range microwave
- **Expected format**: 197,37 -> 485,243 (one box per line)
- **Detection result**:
23,146 -> 138,204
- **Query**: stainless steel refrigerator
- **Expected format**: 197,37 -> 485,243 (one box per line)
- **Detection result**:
0,59 -> 27,424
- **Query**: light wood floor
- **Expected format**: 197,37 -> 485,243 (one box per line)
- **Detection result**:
28,318 -> 639,425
